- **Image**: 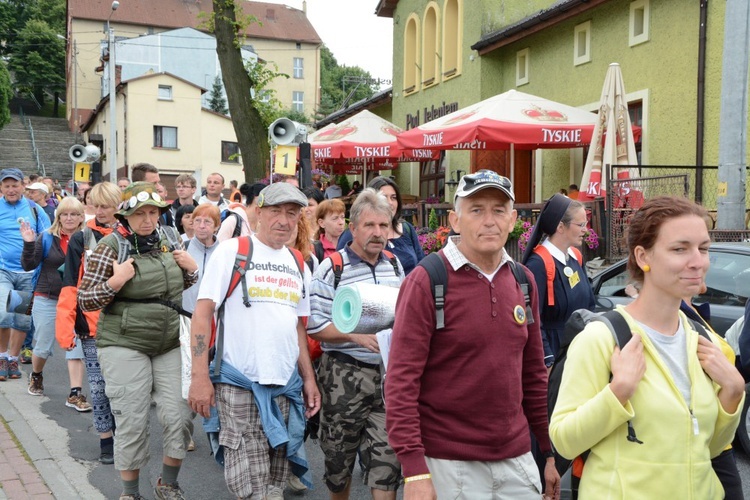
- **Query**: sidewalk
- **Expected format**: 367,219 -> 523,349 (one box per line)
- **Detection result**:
0,376 -> 105,500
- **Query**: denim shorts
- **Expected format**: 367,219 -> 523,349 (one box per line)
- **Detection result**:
0,269 -> 34,332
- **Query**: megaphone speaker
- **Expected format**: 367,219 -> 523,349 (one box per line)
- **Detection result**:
85,144 -> 101,162
269,118 -> 297,146
69,144 -> 87,162
6,290 -> 33,315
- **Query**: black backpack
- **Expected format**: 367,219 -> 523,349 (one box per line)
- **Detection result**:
547,308 -> 711,495
416,252 -> 533,330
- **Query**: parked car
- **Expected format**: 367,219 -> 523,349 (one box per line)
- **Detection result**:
589,242 -> 750,456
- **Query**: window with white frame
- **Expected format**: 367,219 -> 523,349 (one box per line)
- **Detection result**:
574,21 -> 591,66
153,126 -> 177,149
629,0 -> 650,46
158,85 -> 173,100
292,91 -> 304,112
516,48 -> 529,86
293,57 -> 304,79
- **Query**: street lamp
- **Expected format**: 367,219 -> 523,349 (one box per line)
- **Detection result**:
106,1 -> 119,182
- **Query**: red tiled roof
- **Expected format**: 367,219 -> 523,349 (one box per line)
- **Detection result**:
68,0 -> 321,44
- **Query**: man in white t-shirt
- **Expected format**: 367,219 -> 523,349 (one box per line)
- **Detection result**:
189,182 -> 320,500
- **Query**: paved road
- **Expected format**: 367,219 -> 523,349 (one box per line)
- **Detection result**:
2,345 -> 750,499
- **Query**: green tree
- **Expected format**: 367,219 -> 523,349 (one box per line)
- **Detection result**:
25,0 -> 65,34
208,75 -> 228,114
211,0 -> 271,182
0,62 -> 12,129
8,19 -> 65,114
0,0 -> 27,58
316,45 -> 378,119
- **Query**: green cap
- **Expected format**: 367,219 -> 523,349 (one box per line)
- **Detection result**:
116,182 -> 169,219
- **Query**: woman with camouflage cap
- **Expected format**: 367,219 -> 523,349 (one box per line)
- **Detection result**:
79,182 -> 199,500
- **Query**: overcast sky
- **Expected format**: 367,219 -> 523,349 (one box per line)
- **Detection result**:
264,0 -> 394,85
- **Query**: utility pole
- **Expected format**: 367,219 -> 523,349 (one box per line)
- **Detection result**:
716,0 -> 750,229
106,1 -> 119,182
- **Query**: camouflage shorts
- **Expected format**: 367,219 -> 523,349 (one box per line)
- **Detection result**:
318,353 -> 401,492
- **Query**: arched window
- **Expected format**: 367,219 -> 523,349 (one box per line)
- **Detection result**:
442,0 -> 461,79
422,4 -> 439,87
404,15 -> 420,94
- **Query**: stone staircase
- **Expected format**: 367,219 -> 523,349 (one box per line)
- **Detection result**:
0,114 -> 78,183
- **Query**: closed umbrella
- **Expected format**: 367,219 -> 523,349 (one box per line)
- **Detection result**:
579,63 -> 639,201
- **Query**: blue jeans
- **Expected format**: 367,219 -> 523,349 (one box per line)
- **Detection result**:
0,269 -> 34,332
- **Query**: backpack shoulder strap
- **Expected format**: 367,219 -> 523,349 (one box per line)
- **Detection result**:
598,309 -> 643,444
571,246 -> 583,266
328,251 -> 344,290
382,249 -> 401,278
509,260 -> 534,325
113,232 -> 131,264
214,236 -> 253,377
231,212 -> 243,238
687,318 -> 711,341
532,245 -> 556,307
287,247 -> 306,299
418,252 -> 448,330
313,240 -> 325,263
159,225 -> 182,251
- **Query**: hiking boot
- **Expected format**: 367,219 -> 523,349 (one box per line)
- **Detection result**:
66,393 -> 93,412
20,348 -> 32,364
286,474 -> 307,493
99,446 -> 114,465
154,478 -> 185,500
28,373 -> 43,396
7,360 -> 22,379
0,358 -> 7,381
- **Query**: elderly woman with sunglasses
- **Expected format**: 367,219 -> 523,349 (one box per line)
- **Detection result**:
79,182 -> 198,500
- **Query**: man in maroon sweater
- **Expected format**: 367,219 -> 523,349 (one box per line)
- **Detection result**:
385,170 -> 560,500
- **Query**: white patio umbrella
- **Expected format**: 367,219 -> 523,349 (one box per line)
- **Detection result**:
579,63 -> 640,200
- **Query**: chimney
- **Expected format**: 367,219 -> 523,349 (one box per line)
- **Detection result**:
302,1 -> 307,15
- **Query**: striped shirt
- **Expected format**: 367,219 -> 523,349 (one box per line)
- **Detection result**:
308,245 -> 404,364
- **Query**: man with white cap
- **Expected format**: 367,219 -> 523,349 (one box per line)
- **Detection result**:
26,181 -> 55,222
189,182 -> 320,500
385,170 -> 560,500
0,168 -> 51,381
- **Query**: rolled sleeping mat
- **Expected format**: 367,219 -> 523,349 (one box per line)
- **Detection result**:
332,282 -> 399,334
6,290 -> 34,315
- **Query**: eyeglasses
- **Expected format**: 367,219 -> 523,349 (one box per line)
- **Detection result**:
570,221 -> 588,229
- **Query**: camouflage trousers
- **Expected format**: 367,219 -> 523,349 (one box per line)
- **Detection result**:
318,353 -> 401,492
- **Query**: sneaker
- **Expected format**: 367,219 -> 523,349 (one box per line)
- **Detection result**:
286,474 -> 307,492
119,495 -> 145,500
28,373 -> 43,396
0,358 -> 7,381
99,448 -> 114,465
20,348 -> 32,364
266,485 -> 284,500
66,394 -> 93,412
154,478 -> 185,500
7,360 -> 22,379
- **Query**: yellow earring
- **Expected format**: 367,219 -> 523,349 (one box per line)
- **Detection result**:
642,265 -> 651,273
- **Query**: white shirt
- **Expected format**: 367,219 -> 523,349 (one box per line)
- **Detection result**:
197,235 -> 311,385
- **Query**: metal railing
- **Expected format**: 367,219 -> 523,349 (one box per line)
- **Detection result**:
19,110 -> 45,176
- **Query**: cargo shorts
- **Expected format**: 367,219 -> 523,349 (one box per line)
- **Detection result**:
318,352 -> 401,492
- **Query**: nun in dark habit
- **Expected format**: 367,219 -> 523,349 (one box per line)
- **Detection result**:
521,194 -> 596,368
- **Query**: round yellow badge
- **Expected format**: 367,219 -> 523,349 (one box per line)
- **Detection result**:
513,305 -> 526,325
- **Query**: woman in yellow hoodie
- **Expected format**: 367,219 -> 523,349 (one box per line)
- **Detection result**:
550,196 -> 745,499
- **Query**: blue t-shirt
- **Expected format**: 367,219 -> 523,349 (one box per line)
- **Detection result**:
0,197 -> 51,272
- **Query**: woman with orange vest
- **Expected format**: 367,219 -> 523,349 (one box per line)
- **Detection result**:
521,193 -> 595,368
